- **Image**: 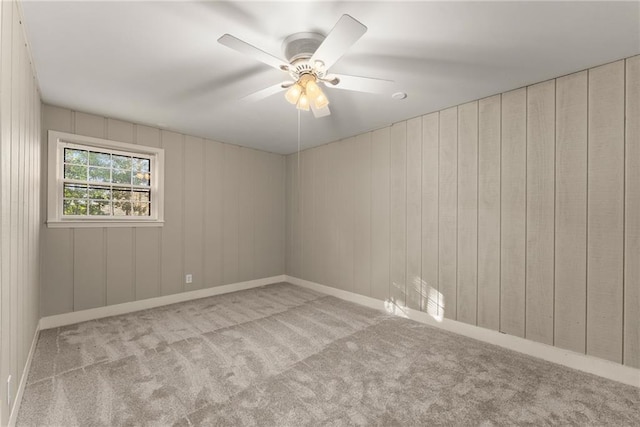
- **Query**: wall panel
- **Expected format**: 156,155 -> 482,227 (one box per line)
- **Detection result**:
390,123 -> 407,305
237,147 -> 255,282
457,102 -> 478,325
478,94 -> 501,331
500,90 -> 525,336
525,80 -> 555,345
203,140 -> 224,287
353,133 -> 372,297
222,143 -> 240,285
253,150 -> 271,280
273,153 -> 287,276
134,125 -> 161,299
624,56 -> 640,368
312,144 -> 329,285
107,118 -> 134,143
335,138 -> 355,291
439,107 -> 458,320
587,61 -> 625,363
74,111 -> 105,138
40,105 -> 73,316
422,113 -> 439,315
323,145 -> 338,287
184,136 -> 205,290
554,71 -> 587,353
16,31 -> 26,375
161,131 -> 185,295
74,229 -> 106,310
300,148 -> 315,280
272,154 -> 286,276
135,228 -> 161,300
106,228 -> 134,305
406,118 -> 422,309
7,9 -> 20,399
371,127 -> 391,301
286,150 -> 302,278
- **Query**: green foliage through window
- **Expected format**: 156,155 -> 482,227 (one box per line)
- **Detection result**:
62,147 -> 152,217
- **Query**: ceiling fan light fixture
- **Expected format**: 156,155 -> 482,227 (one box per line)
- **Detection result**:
285,83 -> 303,105
305,79 -> 321,98
297,93 -> 310,111
314,92 -> 329,109
287,73 -> 329,112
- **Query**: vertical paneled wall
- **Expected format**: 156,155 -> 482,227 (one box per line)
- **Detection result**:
0,1 -> 41,422
40,105 -> 286,317
286,56 -> 640,367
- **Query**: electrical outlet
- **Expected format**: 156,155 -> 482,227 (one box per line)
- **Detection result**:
185,274 -> 193,284
7,375 -> 11,407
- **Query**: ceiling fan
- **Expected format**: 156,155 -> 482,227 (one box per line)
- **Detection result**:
218,14 -> 394,118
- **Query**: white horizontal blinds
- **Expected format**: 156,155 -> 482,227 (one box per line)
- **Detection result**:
61,141 -> 152,217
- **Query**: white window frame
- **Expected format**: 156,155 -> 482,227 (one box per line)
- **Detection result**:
47,130 -> 165,228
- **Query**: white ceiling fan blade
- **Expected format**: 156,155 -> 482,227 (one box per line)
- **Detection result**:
311,103 -> 331,118
325,74 -> 394,94
218,34 -> 289,71
310,14 -> 367,70
241,82 -> 290,103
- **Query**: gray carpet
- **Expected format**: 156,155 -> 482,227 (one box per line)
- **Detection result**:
18,282 -> 640,426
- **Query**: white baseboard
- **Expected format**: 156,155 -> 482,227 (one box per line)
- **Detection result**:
286,275 -> 640,388
39,275 -> 287,330
8,324 -> 40,427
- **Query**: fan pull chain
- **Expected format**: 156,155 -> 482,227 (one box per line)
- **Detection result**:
295,109 -> 301,218
297,109 -> 301,214
297,109 -> 304,267
297,108 -> 301,187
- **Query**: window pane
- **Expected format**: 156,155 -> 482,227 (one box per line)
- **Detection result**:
132,202 -> 150,216
112,188 -> 131,201
88,167 -> 110,182
63,199 -> 87,215
88,186 -> 111,200
63,184 -> 88,198
112,155 -> 132,170
133,172 -> 151,186
133,157 -> 150,172
112,169 -> 131,184
64,164 -> 87,180
89,200 -> 111,216
132,189 -> 150,203
64,148 -> 88,165
89,151 -> 111,167
113,201 -> 133,216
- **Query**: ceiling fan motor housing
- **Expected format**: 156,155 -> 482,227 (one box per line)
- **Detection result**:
293,62 -> 314,75
282,32 -> 324,63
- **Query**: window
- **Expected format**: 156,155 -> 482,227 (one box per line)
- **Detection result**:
47,130 -> 164,227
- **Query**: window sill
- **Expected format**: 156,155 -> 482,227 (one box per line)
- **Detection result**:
46,220 -> 164,228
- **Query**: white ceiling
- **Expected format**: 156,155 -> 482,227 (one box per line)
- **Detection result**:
21,1 -> 640,154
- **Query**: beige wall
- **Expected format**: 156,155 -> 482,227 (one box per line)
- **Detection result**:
286,56 -> 639,368
0,1 -> 42,423
40,105 -> 286,317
